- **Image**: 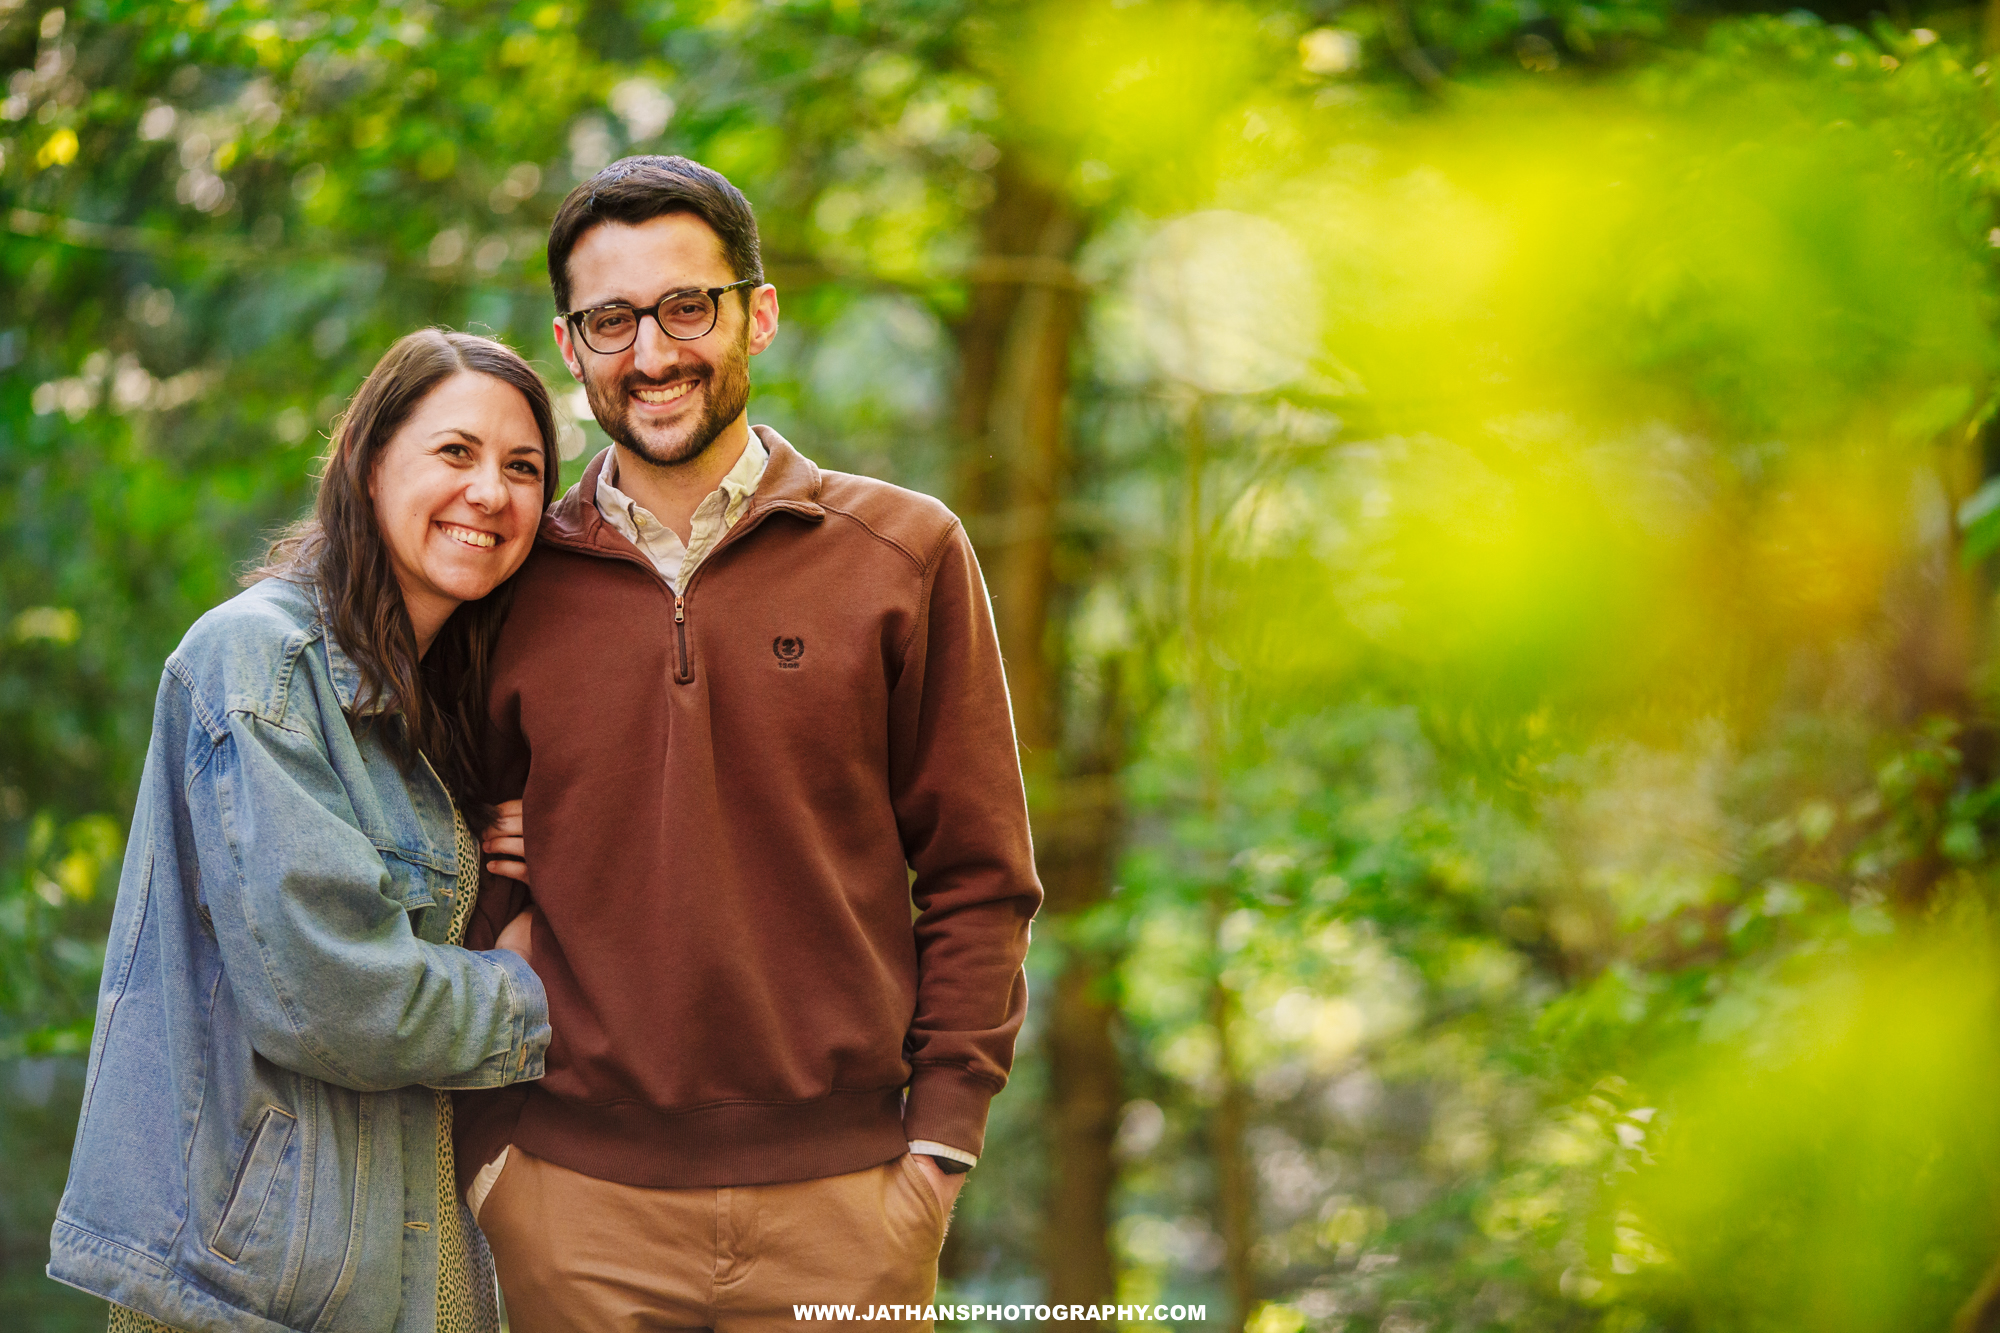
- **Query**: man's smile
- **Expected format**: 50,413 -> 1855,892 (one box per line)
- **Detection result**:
633,379 -> 697,407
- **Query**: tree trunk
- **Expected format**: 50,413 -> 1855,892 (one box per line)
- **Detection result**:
984,208 -> 1080,760
1943,423 -> 2000,1333
952,156 -> 1067,551
1042,758 -> 1126,1319
947,151 -> 1121,1322
1045,958 -> 1122,1305
1953,1257 -> 2000,1333
1209,951 -> 1255,1333
1185,398 -> 1256,1333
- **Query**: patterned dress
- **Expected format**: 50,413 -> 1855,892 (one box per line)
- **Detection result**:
433,805 -> 502,1333
110,803 -> 497,1333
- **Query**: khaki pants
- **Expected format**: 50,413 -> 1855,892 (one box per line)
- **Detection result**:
475,1146 -> 946,1333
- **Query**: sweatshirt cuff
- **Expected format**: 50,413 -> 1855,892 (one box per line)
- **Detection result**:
903,1063 -> 1000,1159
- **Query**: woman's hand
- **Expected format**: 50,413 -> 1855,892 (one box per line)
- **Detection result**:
494,907 -> 535,965
484,801 -> 535,964
483,799 -> 529,885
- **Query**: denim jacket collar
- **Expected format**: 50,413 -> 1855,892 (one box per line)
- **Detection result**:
311,581 -> 395,717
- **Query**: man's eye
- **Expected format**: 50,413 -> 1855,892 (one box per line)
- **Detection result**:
593,311 -> 634,330
669,300 -> 708,319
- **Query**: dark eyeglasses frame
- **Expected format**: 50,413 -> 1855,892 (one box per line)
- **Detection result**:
561,278 -> 760,353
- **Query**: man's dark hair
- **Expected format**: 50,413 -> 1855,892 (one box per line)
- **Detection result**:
547,155 -> 764,313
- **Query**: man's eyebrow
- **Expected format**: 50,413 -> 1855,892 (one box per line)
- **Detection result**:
576,282 -> 720,308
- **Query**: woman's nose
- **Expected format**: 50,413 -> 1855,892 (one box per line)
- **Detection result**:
465,462 -> 507,511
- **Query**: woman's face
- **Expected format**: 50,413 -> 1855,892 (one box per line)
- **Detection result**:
367,370 -> 547,652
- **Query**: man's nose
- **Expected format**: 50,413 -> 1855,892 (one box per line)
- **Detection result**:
631,311 -> 683,379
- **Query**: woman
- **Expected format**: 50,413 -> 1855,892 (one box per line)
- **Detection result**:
47,329 -> 559,1332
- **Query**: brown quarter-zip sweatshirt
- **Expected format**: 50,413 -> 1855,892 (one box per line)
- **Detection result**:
453,428 -> 1042,1190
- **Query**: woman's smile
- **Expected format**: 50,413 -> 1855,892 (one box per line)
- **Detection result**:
437,521 -> 502,549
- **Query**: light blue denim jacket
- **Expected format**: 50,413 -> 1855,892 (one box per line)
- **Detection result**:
47,576 -> 551,1331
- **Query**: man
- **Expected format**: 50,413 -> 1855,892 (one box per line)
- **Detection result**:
454,155 -> 1041,1331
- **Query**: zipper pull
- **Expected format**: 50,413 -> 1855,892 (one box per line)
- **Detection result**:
671,593 -> 691,683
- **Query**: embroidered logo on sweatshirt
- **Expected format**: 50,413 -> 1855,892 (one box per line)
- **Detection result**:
773,636 -> 805,668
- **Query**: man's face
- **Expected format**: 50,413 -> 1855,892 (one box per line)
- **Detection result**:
553,212 -> 779,469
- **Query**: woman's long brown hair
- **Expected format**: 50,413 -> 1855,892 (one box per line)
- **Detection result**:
248,329 -> 560,827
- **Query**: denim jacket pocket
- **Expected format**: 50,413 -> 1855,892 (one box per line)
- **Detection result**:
377,846 -> 444,913
209,1106 -> 296,1263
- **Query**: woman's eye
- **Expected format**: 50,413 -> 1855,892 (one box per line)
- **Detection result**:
440,443 -> 471,459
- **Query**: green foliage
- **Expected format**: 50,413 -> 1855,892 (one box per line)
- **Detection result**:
12,1 -> 2000,1330
1626,930 -> 2000,1330
1073,12 -> 2000,1332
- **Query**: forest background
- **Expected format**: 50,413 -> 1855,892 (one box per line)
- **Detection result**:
9,0 -> 2000,1330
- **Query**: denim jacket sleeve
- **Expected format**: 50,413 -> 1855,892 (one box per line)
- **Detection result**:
186,692 -> 551,1094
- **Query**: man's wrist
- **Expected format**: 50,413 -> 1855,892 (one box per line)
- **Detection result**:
908,1139 -> 976,1173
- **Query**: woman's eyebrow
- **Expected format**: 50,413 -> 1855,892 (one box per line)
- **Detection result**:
431,427 -> 485,444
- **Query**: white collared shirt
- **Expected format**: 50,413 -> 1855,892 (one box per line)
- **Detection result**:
594,435 -> 769,593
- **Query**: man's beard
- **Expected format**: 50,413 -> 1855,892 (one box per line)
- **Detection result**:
584,330 -> 752,469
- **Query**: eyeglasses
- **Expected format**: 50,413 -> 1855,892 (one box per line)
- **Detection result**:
561,279 -> 759,354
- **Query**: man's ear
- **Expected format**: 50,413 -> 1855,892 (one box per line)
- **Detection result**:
747,284 -> 781,357
552,316 -> 584,380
